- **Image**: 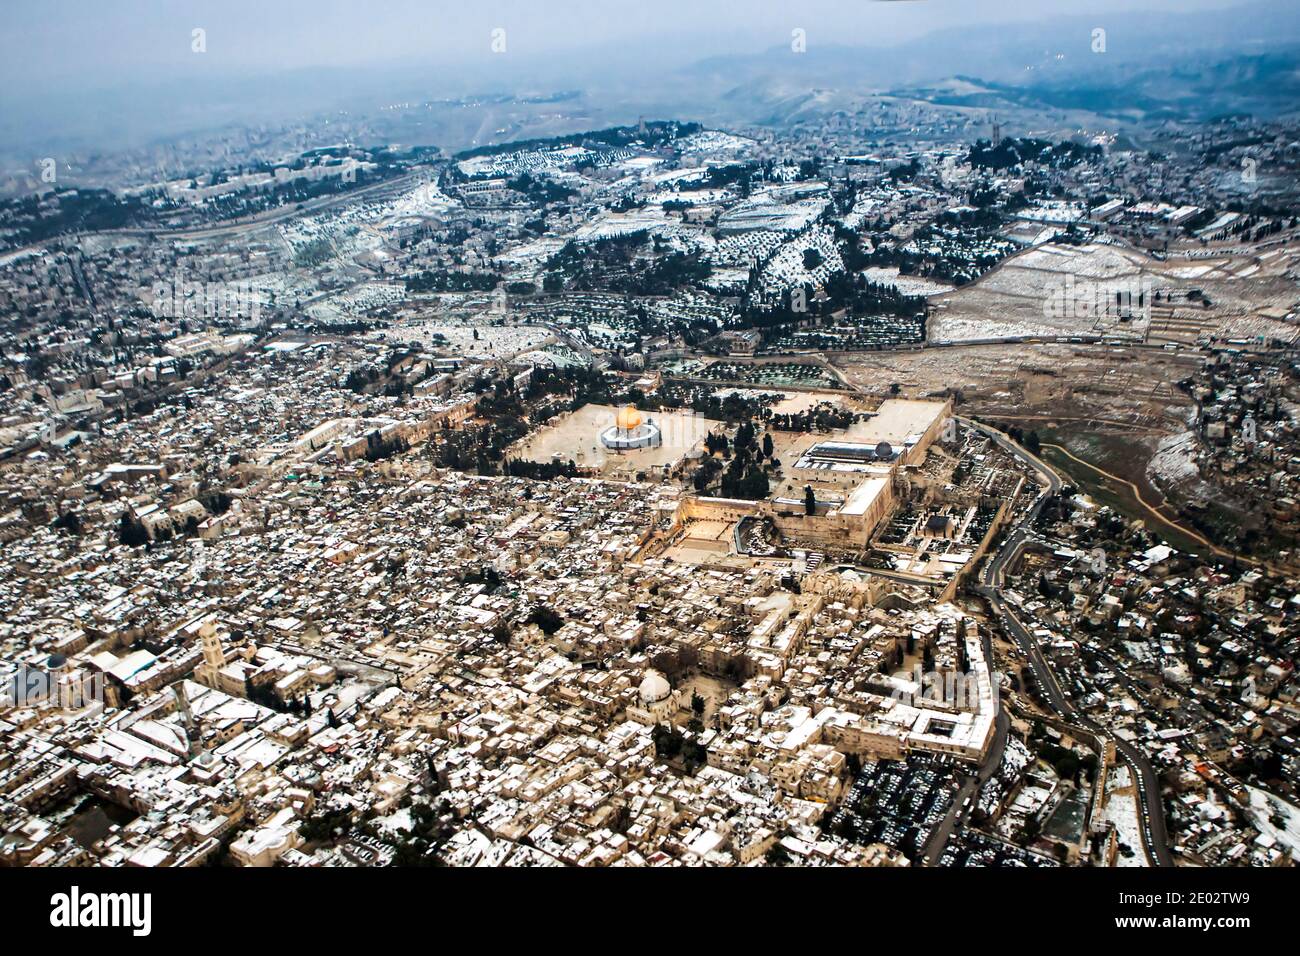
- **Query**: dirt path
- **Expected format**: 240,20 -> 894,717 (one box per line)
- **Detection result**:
981,412 -> 1162,433
1041,442 -> 1255,563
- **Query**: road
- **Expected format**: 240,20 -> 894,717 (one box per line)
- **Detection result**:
921,522 -> 1011,866
52,169 -> 433,248
921,704 -> 1009,866
1040,440 -> 1283,573
961,416 -> 1175,867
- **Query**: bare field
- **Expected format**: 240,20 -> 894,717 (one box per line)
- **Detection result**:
837,342 -> 1210,541
837,342 -> 1196,430
928,241 -> 1300,346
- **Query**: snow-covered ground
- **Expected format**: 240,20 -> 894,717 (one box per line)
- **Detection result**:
376,322 -> 550,358
373,806 -> 413,837
719,193 -> 827,234
711,231 -> 785,267
239,270 -> 317,307
0,246 -> 43,266
861,267 -> 955,297
379,180 -> 458,220
929,242 -> 1156,343
646,166 -> 712,187
1025,200 -> 1086,223
1147,430 -> 1202,491
677,130 -> 758,154
930,316 -> 1066,342
1244,784 -> 1300,859
1011,243 -> 1149,280
647,187 -> 732,206
1100,764 -> 1149,866
760,225 -> 843,293
458,145 -> 595,179
497,236 -> 566,274
702,266 -> 750,292
615,156 -> 664,175
837,195 -> 882,231
515,344 -> 586,368
279,179 -> 459,255
305,282 -> 406,322
568,208 -> 684,242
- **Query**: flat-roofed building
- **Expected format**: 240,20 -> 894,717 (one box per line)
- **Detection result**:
838,398 -> 950,466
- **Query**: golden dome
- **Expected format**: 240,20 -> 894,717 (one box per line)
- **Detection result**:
616,405 -> 642,431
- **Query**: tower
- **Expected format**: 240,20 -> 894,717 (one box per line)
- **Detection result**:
45,654 -> 69,709
196,629 -> 226,691
201,630 -> 224,671
991,114 -> 1001,145
172,682 -> 214,767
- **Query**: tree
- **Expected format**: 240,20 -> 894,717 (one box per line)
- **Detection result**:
739,466 -> 769,500
766,842 -> 792,866
52,510 -> 83,535
526,606 -> 564,635
691,692 -> 706,717
118,511 -> 149,547
804,485 -> 817,516
490,619 -> 512,645
762,432 -> 774,459
299,808 -> 353,844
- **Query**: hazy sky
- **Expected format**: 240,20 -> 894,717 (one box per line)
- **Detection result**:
2,0 -> 1281,162
5,0 -> 1248,92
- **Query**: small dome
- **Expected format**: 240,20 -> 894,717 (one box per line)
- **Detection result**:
616,405 -> 642,431
638,670 -> 672,705
46,653 -> 68,669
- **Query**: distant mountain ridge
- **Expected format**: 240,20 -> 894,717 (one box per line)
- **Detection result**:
663,0 -> 1300,125
4,0 -> 1299,168
889,49 -> 1300,122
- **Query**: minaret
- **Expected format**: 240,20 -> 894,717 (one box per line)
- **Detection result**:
172,682 -> 213,766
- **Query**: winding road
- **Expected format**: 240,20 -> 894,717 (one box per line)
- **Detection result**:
960,416 -> 1175,867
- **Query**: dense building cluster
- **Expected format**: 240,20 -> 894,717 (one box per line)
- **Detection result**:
2,69 -> 1299,872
